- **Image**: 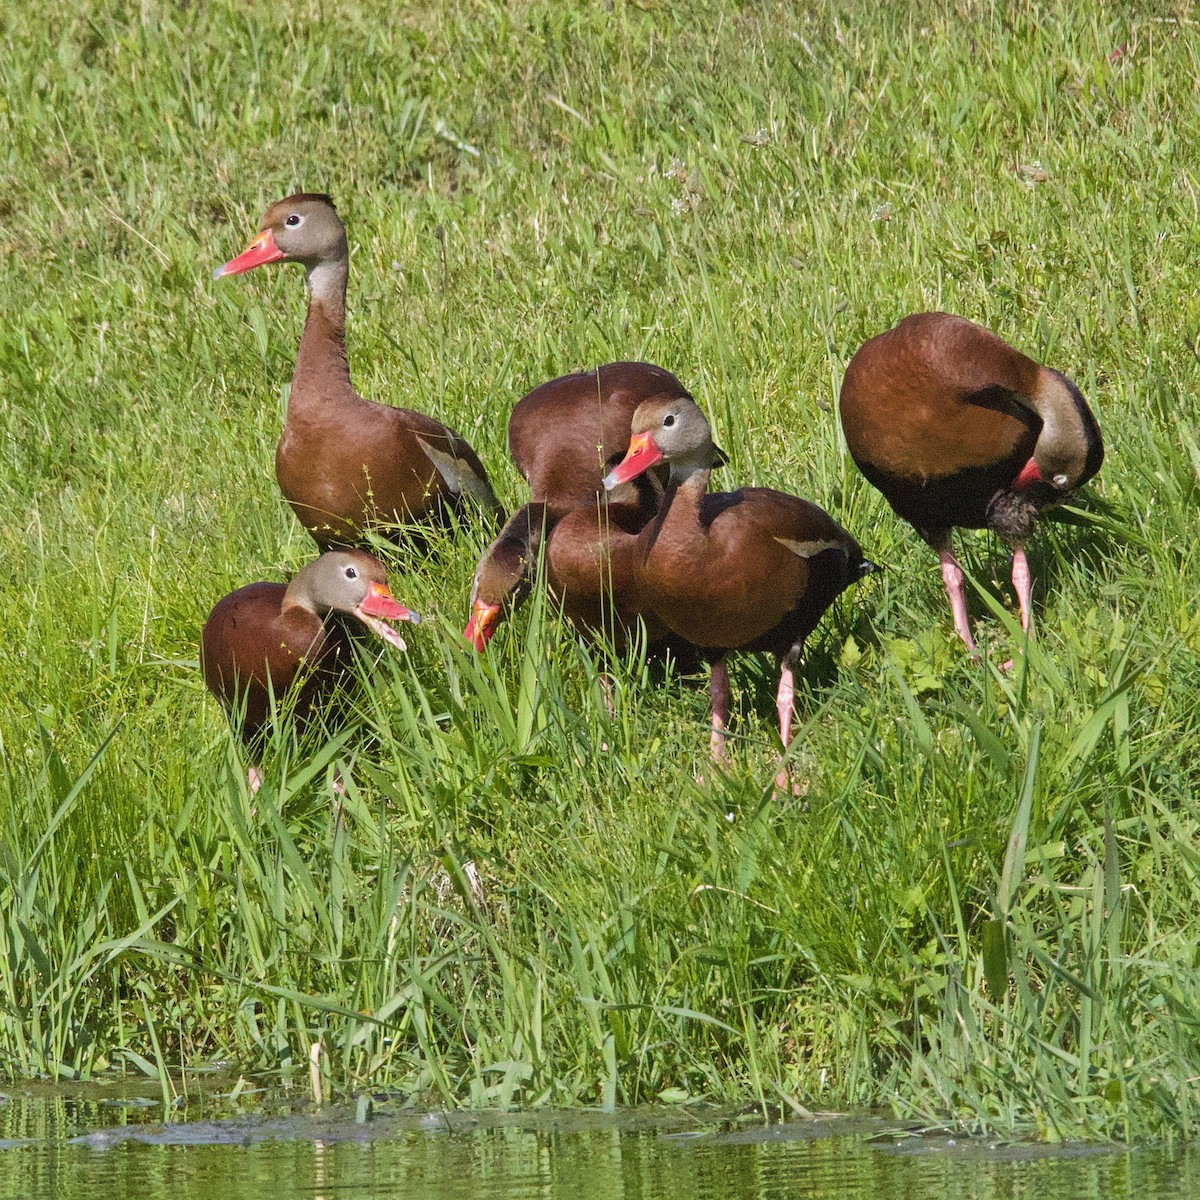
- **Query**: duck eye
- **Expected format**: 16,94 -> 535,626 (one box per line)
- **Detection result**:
344,566 -> 358,579
285,214 -> 302,228
663,414 -> 676,427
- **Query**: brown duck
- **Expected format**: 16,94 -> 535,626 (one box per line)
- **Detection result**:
215,193 -> 501,548
464,460 -> 675,655
605,398 -> 875,761
507,361 -> 713,509
201,550 -> 416,790
839,313 -> 1103,652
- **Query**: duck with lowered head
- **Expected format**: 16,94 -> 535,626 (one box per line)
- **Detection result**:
839,312 -> 1103,653
464,454 -> 696,667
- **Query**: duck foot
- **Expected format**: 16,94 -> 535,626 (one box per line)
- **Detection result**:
772,763 -> 809,804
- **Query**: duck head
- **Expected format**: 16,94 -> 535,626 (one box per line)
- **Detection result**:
288,550 -> 418,650
464,504 -> 548,651
214,193 -> 348,279
603,397 -> 715,489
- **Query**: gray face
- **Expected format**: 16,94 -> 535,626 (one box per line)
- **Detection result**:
1033,369 -> 1103,493
630,396 -> 714,466
303,550 -> 388,614
260,195 -> 348,267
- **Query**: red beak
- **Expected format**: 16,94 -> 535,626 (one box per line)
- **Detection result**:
1011,457 -> 1044,491
357,581 -> 413,621
213,229 -> 285,279
464,600 -> 501,652
603,431 -> 664,490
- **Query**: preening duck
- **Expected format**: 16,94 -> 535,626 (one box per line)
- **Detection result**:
839,312 -> 1103,653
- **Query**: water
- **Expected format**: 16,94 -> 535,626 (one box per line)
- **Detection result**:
0,1083 -> 1196,1200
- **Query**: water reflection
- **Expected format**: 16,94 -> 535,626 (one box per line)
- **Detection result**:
0,1090 -> 1195,1200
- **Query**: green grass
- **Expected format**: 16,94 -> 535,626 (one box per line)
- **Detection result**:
2,0 -> 1199,1141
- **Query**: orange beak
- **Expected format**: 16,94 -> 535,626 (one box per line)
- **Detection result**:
464,599 -> 501,652
603,431 -> 664,490
357,581 -> 414,622
1011,457 -> 1044,491
213,229 -> 285,279
353,582 -> 417,652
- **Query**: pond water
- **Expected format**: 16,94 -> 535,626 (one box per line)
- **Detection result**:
0,1081 -> 1196,1200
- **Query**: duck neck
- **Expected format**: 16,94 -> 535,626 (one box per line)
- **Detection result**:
292,257 -> 352,406
644,460 -> 710,555
281,561 -> 330,617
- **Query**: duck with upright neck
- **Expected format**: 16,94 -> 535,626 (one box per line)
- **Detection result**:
215,193 -> 501,549
604,399 -> 876,766
201,549 -> 418,792
838,312 -> 1103,654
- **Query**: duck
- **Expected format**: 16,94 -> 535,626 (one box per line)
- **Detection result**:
604,398 -> 875,763
200,549 -> 417,791
214,193 -> 501,548
463,459 -> 676,655
507,361 -> 715,509
838,312 -> 1103,653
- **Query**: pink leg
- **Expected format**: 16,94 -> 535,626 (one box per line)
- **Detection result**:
247,765 -> 263,795
776,647 -> 800,751
709,660 -> 731,759
938,547 -> 978,654
774,648 -> 802,795
1011,545 -> 1032,633
599,673 -> 616,719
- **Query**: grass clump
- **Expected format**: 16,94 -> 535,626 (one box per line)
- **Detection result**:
2,0 -> 1200,1140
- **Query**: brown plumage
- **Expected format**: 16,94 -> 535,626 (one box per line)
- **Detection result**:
839,312 -> 1103,652
604,398 -> 875,764
215,193 -> 501,549
200,550 -> 416,790
507,361 -> 700,509
464,462 -> 684,657
484,363 -> 721,658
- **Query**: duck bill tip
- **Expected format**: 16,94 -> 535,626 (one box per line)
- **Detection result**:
603,433 -> 663,490
215,229 -> 285,279
464,602 -> 500,652
358,583 -> 414,622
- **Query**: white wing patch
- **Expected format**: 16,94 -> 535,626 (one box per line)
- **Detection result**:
415,435 -> 500,509
774,536 -> 845,559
